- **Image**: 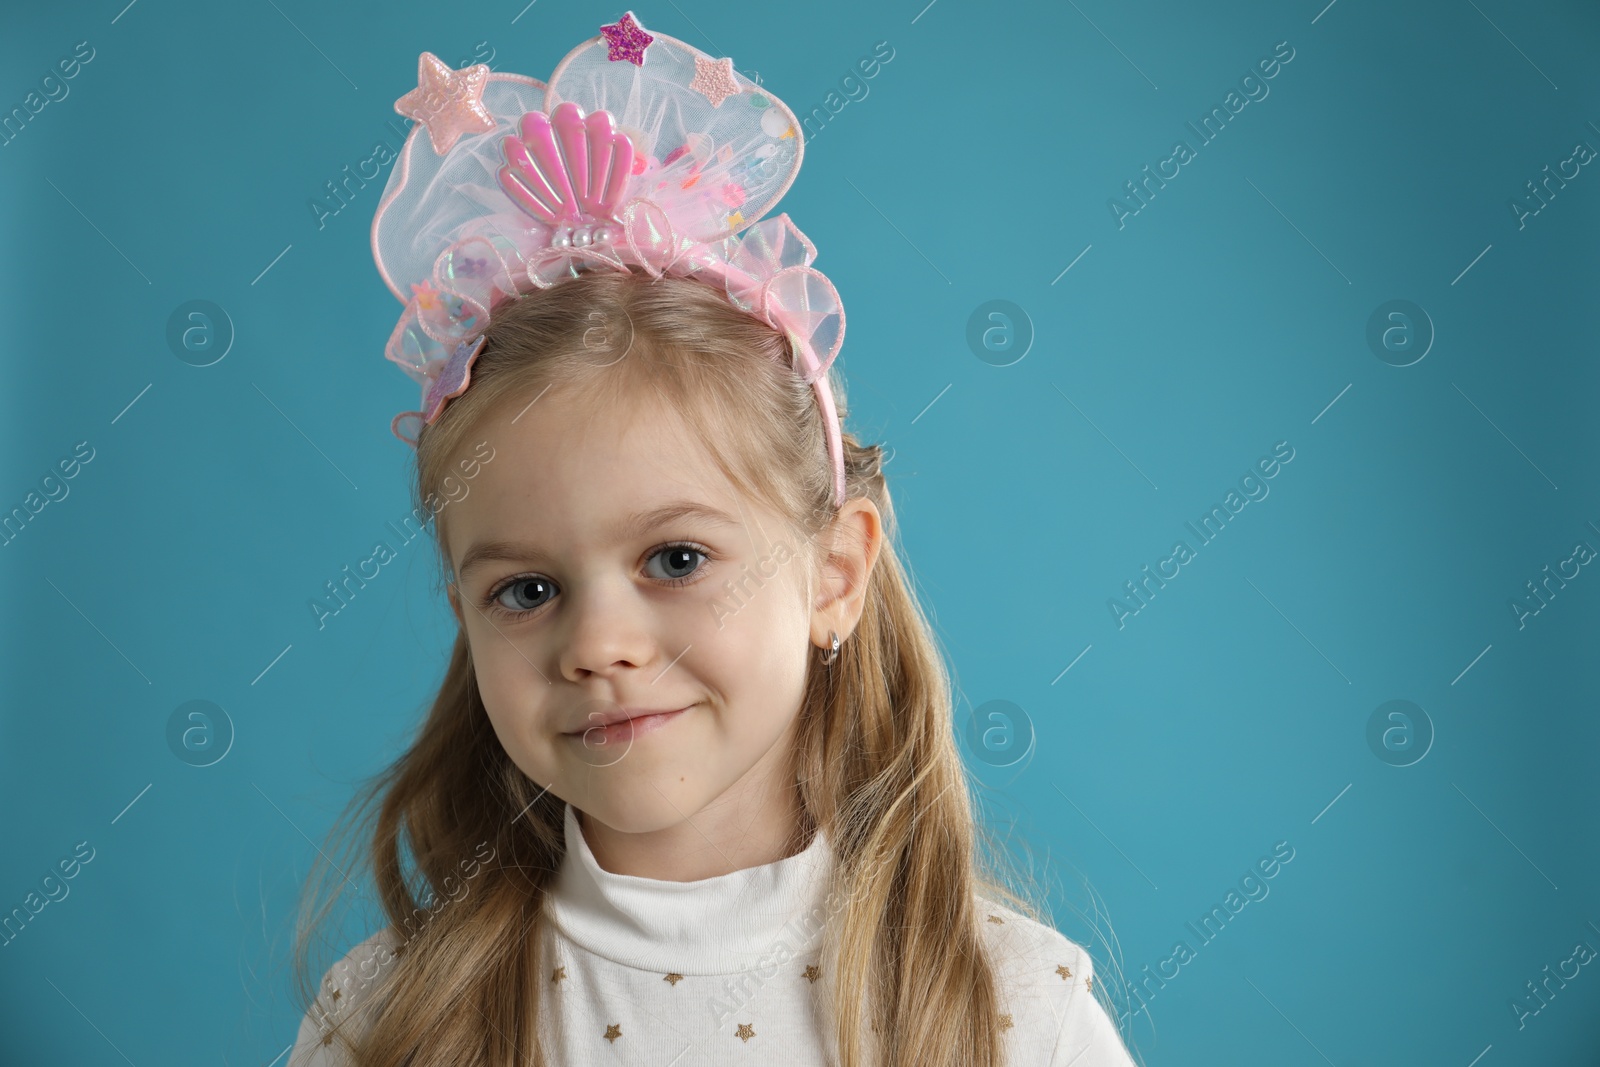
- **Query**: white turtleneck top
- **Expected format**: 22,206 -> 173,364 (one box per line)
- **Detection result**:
288,803 -> 1137,1066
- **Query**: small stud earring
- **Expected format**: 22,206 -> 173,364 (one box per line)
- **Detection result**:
819,629 -> 840,666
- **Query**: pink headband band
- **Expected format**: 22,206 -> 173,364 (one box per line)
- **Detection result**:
370,12 -> 848,507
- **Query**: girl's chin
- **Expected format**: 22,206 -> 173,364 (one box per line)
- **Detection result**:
572,786 -> 723,839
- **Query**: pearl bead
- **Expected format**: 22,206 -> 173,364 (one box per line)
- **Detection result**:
573,227 -> 592,247
552,230 -> 571,248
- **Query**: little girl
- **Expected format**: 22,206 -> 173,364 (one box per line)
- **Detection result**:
288,14 -> 1138,1067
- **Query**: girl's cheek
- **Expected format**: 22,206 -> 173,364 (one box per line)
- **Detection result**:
689,585 -> 749,638
472,642 -> 539,715
695,567 -> 798,636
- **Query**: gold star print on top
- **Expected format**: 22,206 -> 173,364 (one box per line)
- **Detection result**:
283,800 -> 1136,1065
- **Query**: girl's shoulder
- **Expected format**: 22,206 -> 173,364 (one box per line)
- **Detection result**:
288,927 -> 406,1067
974,896 -> 1100,994
973,897 -> 1139,1067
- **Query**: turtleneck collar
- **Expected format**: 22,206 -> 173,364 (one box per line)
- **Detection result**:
546,801 -> 834,975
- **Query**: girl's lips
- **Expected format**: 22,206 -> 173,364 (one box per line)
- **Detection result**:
567,704 -> 692,747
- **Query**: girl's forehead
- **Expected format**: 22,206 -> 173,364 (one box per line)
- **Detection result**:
432,366 -> 813,558
486,387 -> 721,489
441,395 -> 788,554
500,374 -> 702,445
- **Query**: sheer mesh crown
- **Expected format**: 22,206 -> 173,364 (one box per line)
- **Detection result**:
370,12 -> 847,504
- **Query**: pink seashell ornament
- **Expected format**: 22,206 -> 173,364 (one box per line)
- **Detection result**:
497,102 -> 636,237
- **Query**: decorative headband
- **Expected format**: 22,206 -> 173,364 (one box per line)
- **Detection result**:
370,11 -> 848,506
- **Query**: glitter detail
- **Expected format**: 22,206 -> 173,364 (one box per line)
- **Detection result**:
394,52 -> 495,155
735,1023 -> 756,1042
802,964 -> 821,983
664,972 -> 684,985
998,1013 -> 1014,1032
604,1023 -> 622,1043
689,55 -> 741,107
1055,964 -> 1073,980
600,11 -> 654,66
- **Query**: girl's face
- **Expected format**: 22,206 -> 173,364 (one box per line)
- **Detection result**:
441,384 -> 820,836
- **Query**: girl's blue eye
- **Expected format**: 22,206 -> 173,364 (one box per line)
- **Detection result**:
485,543 -> 711,617
646,544 -> 707,582
495,576 -> 554,613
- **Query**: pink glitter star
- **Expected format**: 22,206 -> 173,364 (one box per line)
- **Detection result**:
689,55 -> 741,108
394,52 -> 496,155
600,11 -> 654,66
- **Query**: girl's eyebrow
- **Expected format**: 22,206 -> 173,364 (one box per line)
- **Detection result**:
456,501 -> 741,577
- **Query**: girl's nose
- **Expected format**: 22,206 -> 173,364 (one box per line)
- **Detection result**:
556,582 -> 659,683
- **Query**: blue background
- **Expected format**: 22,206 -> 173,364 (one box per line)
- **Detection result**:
2,0 -> 1597,1063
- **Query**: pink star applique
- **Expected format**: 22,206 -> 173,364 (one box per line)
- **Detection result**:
689,55 -> 741,108
394,52 -> 496,155
600,11 -> 654,66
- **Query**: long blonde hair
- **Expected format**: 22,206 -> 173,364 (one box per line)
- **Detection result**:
292,267 -> 1058,1065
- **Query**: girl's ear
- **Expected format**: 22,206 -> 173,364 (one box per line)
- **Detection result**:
810,496 -> 884,646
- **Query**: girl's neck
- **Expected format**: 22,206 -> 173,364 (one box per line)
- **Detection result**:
576,764 -> 810,882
